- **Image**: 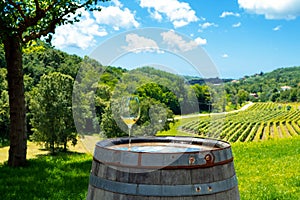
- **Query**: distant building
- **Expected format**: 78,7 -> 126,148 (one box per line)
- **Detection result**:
249,93 -> 258,98
280,86 -> 291,91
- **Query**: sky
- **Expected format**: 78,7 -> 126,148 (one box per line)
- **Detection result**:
51,0 -> 300,78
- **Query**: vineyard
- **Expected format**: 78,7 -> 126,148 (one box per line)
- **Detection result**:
178,102 -> 300,142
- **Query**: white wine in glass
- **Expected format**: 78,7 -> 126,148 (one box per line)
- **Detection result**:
120,96 -> 140,150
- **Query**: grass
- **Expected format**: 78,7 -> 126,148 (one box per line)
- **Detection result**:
232,136 -> 300,199
0,152 -> 92,200
0,136 -> 299,199
157,116 -> 200,136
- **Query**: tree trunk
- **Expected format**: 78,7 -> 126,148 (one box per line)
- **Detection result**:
4,35 -> 27,167
63,141 -> 67,152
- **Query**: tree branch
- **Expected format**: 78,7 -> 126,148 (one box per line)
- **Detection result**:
23,18 -> 61,43
18,0 -> 56,33
21,0 -> 104,43
33,0 -> 41,15
22,2 -> 88,43
7,0 -> 28,24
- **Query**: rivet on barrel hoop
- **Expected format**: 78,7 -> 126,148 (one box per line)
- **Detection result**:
189,156 -> 195,165
195,186 -> 201,192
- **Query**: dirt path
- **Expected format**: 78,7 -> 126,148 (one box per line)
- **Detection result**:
277,125 -> 284,138
174,102 -> 254,120
261,125 -> 269,140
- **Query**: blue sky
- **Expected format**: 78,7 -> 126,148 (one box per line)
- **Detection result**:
52,0 -> 300,78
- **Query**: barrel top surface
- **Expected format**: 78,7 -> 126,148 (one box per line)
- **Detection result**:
96,136 -> 230,152
93,137 -> 233,169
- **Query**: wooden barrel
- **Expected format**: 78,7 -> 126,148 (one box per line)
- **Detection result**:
87,137 -> 240,200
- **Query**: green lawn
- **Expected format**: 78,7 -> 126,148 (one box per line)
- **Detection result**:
0,137 -> 299,199
232,136 -> 300,199
0,152 -> 92,200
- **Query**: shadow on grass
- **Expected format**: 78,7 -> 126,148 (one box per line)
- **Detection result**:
0,152 -> 93,200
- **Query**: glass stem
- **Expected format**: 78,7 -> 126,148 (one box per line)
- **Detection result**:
128,127 -> 132,150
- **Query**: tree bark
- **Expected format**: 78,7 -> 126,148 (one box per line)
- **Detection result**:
4,35 -> 27,167
63,141 -> 67,152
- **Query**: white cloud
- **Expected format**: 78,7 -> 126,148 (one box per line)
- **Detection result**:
273,25 -> 282,31
238,0 -> 300,20
199,16 -> 206,21
222,54 -> 229,58
93,1 -> 139,30
220,11 -> 240,18
52,0 -> 139,50
161,30 -> 206,52
140,0 -> 198,28
232,22 -> 241,28
122,33 -> 162,53
199,22 -> 218,29
149,10 -> 163,21
111,0 -> 123,7
194,37 -> 207,45
52,9 -> 108,49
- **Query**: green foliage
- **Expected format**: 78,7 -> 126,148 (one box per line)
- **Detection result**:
190,84 -> 211,111
95,83 -> 111,122
225,66 -> 300,104
134,97 -> 174,136
2,37 -> 300,145
99,66 -> 126,89
0,68 -> 7,91
137,82 -> 180,114
100,106 -> 126,138
132,67 -> 193,112
0,0 -> 108,166
100,68 -> 183,138
72,58 -> 105,134
102,96 -> 174,138
0,44 -> 5,68
237,89 -> 249,105
0,68 -> 9,143
0,90 -> 9,143
23,42 -> 83,85
29,72 -> 76,153
0,0 -> 105,42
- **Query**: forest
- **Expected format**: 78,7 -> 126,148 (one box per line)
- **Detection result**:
0,42 -> 300,151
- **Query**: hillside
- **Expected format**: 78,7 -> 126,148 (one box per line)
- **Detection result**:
1,43 -> 300,143
225,66 -> 300,103
175,102 -> 300,143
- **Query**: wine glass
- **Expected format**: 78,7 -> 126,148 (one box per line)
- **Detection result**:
120,96 -> 140,150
